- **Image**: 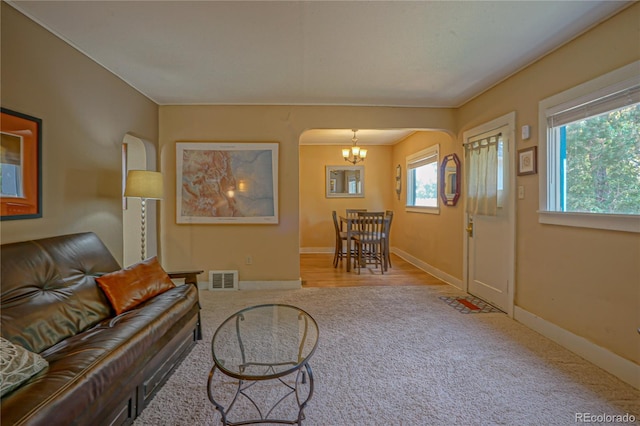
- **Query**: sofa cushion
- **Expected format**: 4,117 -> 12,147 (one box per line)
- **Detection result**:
96,257 -> 175,315
0,337 -> 48,397
0,232 -> 121,353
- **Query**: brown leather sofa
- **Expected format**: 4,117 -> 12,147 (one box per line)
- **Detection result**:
0,232 -> 202,425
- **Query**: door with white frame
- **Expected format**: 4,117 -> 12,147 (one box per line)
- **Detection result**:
463,112 -> 516,316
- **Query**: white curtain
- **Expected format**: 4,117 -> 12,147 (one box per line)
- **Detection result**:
466,134 -> 500,216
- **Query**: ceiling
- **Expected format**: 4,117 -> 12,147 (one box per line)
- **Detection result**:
7,1 -> 631,145
300,128 -> 416,146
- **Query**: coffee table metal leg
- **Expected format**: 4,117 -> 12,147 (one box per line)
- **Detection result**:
207,364 -> 230,425
207,363 -> 315,426
295,363 -> 314,425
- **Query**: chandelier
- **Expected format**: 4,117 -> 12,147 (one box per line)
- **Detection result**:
342,129 -> 367,165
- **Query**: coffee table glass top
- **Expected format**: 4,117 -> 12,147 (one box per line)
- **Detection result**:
212,304 -> 319,380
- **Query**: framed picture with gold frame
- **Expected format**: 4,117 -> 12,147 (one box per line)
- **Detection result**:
1,108 -> 42,220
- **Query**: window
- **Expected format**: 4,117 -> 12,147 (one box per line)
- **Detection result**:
539,62 -> 640,233
406,144 -> 439,213
1,132 -> 23,198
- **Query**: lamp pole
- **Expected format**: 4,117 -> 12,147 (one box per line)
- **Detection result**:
140,197 -> 147,261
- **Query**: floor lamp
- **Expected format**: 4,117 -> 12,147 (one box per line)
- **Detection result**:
124,170 -> 164,261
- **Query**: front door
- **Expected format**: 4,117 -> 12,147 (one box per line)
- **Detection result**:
463,113 -> 515,315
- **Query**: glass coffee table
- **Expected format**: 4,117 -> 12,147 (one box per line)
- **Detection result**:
207,304 -> 319,426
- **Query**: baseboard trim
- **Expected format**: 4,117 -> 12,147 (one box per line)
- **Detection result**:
300,247 -> 333,254
514,306 -> 639,390
391,248 -> 463,289
239,280 -> 302,291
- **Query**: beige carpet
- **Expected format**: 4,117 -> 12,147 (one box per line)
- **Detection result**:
134,285 -> 639,426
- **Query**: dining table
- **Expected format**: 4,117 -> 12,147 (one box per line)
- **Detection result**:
339,214 -> 389,273
339,215 -> 357,272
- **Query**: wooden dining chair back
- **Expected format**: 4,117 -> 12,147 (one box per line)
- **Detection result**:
345,209 -> 367,218
331,210 -> 349,268
353,211 -> 386,274
384,210 -> 394,269
344,209 -> 367,232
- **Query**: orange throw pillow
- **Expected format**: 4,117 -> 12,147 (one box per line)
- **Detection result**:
96,257 -> 175,315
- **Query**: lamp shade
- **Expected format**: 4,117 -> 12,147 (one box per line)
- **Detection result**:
124,170 -> 164,199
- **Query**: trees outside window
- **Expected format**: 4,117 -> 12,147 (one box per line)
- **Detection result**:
554,103 -> 639,215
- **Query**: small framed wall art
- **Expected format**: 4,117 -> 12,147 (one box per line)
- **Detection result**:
1,108 -> 42,220
395,165 -> 402,199
517,146 -> 537,176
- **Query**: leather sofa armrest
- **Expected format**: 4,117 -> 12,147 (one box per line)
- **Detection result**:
167,271 -> 204,341
167,270 -> 204,287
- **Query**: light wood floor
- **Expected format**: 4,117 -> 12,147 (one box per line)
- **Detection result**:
300,253 -> 448,288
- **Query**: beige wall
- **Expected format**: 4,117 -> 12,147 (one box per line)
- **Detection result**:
391,131 -> 463,282
158,105 -> 455,283
0,3 -> 158,261
457,3 -> 640,363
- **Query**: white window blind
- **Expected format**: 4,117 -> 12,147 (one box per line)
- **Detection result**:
546,79 -> 640,127
407,149 -> 438,170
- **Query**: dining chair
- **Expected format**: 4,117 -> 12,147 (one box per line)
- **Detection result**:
384,210 -> 394,270
345,209 -> 367,218
352,211 -> 386,274
331,210 -> 351,268
344,209 -> 367,231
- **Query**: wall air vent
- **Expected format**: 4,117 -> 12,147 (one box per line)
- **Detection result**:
208,270 -> 238,291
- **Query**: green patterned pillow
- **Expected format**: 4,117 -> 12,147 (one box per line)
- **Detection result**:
0,337 -> 48,397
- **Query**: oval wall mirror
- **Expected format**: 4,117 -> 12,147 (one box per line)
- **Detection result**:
440,153 -> 460,206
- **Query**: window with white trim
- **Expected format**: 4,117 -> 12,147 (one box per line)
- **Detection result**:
539,62 -> 640,233
406,144 -> 439,213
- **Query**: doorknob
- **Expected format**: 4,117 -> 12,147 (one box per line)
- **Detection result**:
466,220 -> 473,237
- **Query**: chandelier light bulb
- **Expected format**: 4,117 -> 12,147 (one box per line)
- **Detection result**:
342,129 -> 367,165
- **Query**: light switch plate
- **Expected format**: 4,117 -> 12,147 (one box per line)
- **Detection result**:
521,125 -> 531,140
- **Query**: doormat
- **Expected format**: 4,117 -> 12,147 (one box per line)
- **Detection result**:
439,296 -> 504,314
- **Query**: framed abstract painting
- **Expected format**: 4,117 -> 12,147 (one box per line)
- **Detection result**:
176,142 -> 278,224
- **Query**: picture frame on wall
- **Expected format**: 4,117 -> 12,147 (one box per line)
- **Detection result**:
176,142 -> 279,224
517,146 -> 537,176
395,164 -> 402,199
0,108 -> 42,221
